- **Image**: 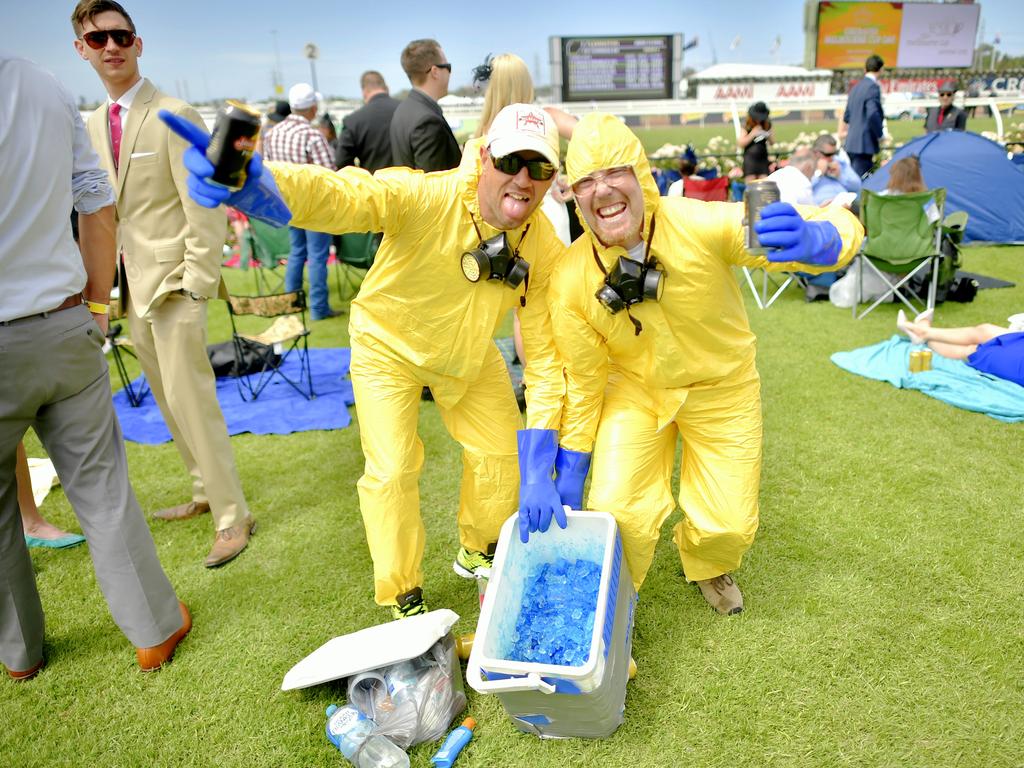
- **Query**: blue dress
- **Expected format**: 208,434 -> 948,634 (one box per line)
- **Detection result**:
967,332 -> 1024,387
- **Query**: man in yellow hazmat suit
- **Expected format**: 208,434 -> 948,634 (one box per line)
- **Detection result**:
161,104 -> 570,618
547,114 -> 864,615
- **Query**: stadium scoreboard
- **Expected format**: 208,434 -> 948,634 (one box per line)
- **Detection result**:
550,35 -> 683,101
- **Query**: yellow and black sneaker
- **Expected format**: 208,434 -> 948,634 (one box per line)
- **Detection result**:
453,547 -> 494,580
391,587 -> 429,620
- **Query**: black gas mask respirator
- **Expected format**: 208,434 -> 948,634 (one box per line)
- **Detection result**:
593,215 -> 664,334
461,223 -> 531,290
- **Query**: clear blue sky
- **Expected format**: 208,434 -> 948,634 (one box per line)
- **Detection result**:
11,0 -> 1022,104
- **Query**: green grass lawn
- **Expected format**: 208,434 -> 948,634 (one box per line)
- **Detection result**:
7,247 -> 1023,767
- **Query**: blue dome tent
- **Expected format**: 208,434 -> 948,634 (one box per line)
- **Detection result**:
863,131 -> 1024,244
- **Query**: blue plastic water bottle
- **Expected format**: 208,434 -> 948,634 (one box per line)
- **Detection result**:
325,704 -> 409,768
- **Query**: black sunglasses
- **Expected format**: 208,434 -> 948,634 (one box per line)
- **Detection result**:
939,91 -> 954,96
81,29 -> 136,49
818,150 -> 838,158
434,62 -> 452,72
490,152 -> 556,181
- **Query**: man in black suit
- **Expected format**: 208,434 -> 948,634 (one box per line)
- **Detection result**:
389,39 -> 461,172
841,54 -> 885,178
335,71 -> 400,173
924,80 -> 968,133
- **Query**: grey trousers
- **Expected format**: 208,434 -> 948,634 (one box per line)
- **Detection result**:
0,305 -> 182,671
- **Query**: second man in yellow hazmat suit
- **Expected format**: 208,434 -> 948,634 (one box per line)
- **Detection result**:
547,114 -> 864,615
161,104 -> 570,618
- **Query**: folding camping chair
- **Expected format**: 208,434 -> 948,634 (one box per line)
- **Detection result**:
105,322 -> 150,407
682,176 -> 731,202
102,292 -> 150,407
240,218 -> 289,295
853,188 -> 945,320
333,232 -> 378,301
741,267 -> 806,310
226,290 -> 315,401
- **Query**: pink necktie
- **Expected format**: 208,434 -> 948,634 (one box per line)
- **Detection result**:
109,103 -> 122,170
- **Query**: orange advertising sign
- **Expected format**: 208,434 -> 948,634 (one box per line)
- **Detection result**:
817,2 -> 901,70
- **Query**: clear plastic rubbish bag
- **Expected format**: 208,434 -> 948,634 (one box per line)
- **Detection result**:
346,634 -> 466,750
829,257 -> 896,308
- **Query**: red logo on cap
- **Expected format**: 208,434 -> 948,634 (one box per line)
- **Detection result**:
516,110 -> 545,133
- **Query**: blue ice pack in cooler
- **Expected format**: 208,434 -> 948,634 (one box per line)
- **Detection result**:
466,511 -> 637,739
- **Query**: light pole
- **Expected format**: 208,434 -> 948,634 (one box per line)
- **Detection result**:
304,43 -> 319,93
271,30 -> 283,96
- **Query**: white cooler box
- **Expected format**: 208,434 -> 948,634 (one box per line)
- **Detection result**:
467,511 -> 637,739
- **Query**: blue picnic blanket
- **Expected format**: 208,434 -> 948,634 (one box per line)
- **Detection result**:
113,348 -> 355,444
831,335 -> 1024,423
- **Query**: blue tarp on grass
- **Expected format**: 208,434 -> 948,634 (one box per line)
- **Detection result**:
113,347 -> 355,444
831,335 -> 1024,423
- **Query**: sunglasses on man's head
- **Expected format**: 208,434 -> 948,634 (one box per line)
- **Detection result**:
490,152 -> 556,181
81,29 -> 136,49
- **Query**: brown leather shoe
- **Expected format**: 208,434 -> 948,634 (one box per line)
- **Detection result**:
204,516 -> 256,568
153,500 -> 210,521
696,573 -> 744,615
136,601 -> 191,671
6,657 -> 44,681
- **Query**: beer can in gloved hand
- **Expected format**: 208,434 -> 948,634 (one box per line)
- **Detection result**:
206,100 -> 261,191
743,179 -> 781,254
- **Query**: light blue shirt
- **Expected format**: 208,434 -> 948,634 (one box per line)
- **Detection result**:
813,150 -> 862,205
0,55 -> 114,321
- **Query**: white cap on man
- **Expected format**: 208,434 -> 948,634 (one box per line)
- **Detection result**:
288,82 -> 322,111
486,103 -> 559,166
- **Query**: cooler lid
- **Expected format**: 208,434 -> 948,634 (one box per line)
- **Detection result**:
281,608 -> 460,691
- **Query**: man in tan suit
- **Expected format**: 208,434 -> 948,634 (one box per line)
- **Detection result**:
72,0 -> 254,567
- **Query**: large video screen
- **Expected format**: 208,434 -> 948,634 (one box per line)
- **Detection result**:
816,2 -> 980,69
556,36 -> 676,101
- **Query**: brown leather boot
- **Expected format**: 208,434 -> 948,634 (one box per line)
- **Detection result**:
136,601 -> 191,671
696,573 -> 744,615
204,516 -> 256,568
152,500 -> 210,521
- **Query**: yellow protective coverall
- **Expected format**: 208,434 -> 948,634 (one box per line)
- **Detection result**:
551,114 -> 864,590
267,139 -> 565,605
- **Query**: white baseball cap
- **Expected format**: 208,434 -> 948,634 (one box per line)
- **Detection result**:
486,104 -> 559,167
288,82 -> 321,110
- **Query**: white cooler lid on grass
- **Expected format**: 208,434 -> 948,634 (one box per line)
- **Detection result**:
281,609 -> 460,691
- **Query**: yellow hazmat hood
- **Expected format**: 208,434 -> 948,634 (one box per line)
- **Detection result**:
565,113 -> 661,243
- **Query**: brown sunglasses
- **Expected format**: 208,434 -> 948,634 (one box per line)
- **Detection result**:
81,29 -> 136,50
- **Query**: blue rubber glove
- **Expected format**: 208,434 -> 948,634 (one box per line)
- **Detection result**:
553,446 -> 591,512
753,201 -> 841,266
517,429 -> 567,543
158,110 -> 292,227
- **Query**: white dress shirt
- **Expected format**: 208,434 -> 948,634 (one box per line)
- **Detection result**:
107,77 -> 146,132
0,55 -> 115,322
766,165 -> 814,207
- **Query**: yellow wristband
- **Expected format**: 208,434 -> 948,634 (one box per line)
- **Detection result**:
85,300 -> 110,315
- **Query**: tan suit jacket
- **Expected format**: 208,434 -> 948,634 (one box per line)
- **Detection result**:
86,79 -> 227,316
85,79 -> 248,530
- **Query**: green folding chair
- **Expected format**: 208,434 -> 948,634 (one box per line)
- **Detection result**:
240,219 -> 290,295
333,232 -> 379,301
854,187 -> 945,319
